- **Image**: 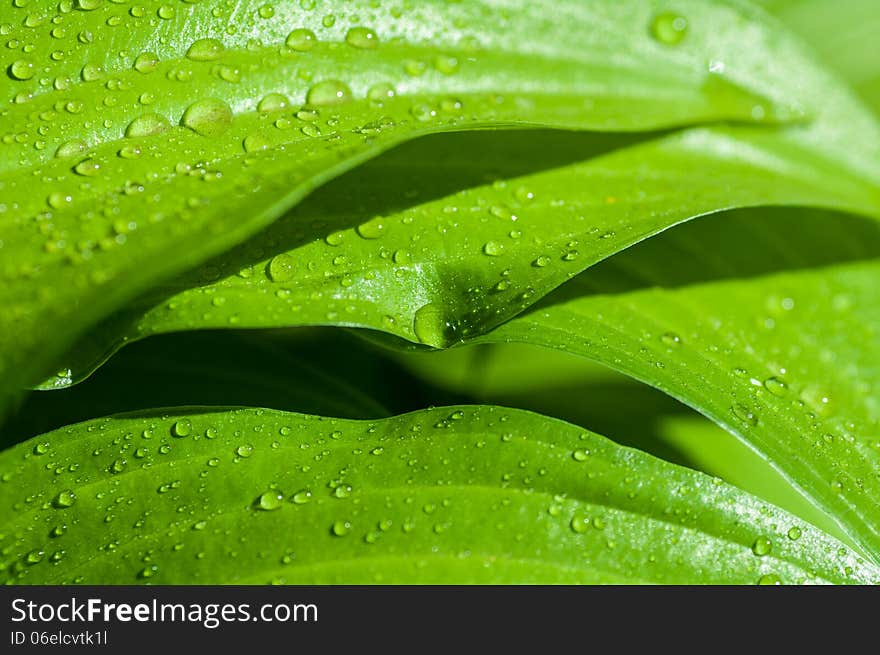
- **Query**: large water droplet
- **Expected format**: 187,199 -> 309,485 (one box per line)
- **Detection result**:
267,254 -> 295,282
345,27 -> 378,49
751,536 -> 772,556
126,113 -> 170,137
650,12 -> 688,45
413,303 -> 448,348
9,59 -> 35,81
306,80 -> 353,107
255,491 -> 283,511
186,38 -> 225,62
53,490 -> 77,508
286,28 -> 317,51
181,98 -> 234,136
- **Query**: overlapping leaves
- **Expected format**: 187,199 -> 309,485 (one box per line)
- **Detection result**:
2,0 -> 880,583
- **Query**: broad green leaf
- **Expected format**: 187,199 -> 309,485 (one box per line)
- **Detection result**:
393,342 -> 847,542
0,0 -> 819,417
472,210 -> 880,558
40,113 -> 880,387
761,0 -> 880,111
0,406 -> 872,584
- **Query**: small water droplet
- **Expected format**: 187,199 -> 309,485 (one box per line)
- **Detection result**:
125,113 -> 170,137
413,303 -> 449,348
731,403 -> 758,426
171,419 -> 192,438
306,80 -> 353,106
331,520 -> 351,537
570,514 -> 589,534
345,26 -> 378,49
267,254 -> 295,282
53,490 -> 77,508
186,38 -> 225,62
9,59 -> 35,81
571,449 -> 590,462
356,217 -> 387,239
258,93 -> 290,112
650,12 -> 688,45
255,491 -> 283,511
763,376 -> 788,397
757,573 -> 781,585
752,536 -> 772,556
181,98 -> 233,136
286,28 -> 317,51
483,241 -> 504,257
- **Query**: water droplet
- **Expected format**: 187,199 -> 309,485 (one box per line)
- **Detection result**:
660,332 -> 682,347
650,12 -> 688,45
255,491 -> 283,511
367,83 -> 395,103
125,113 -> 170,137
73,158 -> 101,177
133,52 -> 160,74
356,217 -> 387,239
56,140 -> 89,159
787,526 -> 802,541
532,256 -> 551,268
81,63 -> 105,82
306,80 -> 353,106
345,26 -> 378,49
267,254 -> 295,282
763,376 -> 788,397
236,444 -> 254,458
570,514 -> 590,534
751,536 -> 772,556
33,442 -> 49,456
187,38 -> 225,61
413,303 -> 448,348
331,520 -> 351,537
9,59 -> 35,81
434,54 -> 460,75
165,421 -> 191,440
109,459 -> 126,474
243,133 -> 271,152
181,98 -> 233,136
258,93 -> 290,112
286,28 -> 317,51
731,403 -> 758,426
571,449 -> 590,462
482,241 -> 504,256
53,490 -> 77,508
757,573 -> 781,585
26,550 -> 44,565
292,490 -> 312,505
47,192 -> 73,210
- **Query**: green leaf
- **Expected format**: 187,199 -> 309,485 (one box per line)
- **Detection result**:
474,208 -> 880,557
0,0 -> 816,416
0,406 -> 872,584
392,342 -> 848,542
40,112 -> 880,387
761,0 -> 880,111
